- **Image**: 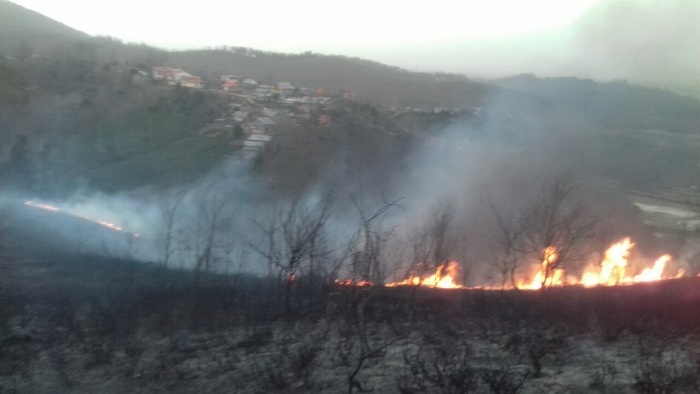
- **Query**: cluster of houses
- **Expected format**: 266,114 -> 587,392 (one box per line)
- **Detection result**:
152,67 -> 204,89
212,74 -> 344,155
149,67 -> 367,156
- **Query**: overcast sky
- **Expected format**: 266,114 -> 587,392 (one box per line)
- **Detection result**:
11,0 -> 700,94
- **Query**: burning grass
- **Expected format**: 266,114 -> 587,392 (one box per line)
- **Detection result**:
336,237 -> 687,293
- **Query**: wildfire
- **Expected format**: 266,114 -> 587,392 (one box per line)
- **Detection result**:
519,238 -> 682,289
518,246 -> 567,290
386,261 -> 465,289
334,238 -> 684,291
24,200 -> 139,238
24,200 -> 60,212
334,279 -> 373,287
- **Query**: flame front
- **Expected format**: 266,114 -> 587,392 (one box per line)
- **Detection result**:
519,238 -> 681,289
386,261 -> 464,289
518,246 -> 567,290
335,238 -> 682,290
334,279 -> 373,287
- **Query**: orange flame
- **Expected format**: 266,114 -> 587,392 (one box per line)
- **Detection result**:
386,261 -> 464,289
334,279 -> 373,287
519,238 -> 682,289
518,246 -> 567,290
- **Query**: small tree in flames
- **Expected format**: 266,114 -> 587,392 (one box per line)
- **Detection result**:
521,176 -> 599,289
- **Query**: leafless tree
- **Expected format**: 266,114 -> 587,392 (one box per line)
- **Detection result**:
183,188 -> 234,281
348,196 -> 403,284
252,193 -> 333,313
521,176 -> 599,289
483,195 -> 527,289
157,187 -> 186,267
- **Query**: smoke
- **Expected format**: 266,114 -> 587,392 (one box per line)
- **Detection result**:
3,82 -> 695,285
570,0 -> 700,95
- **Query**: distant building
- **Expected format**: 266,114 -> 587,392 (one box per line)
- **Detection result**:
221,75 -> 240,82
180,76 -> 203,89
242,140 -> 265,151
132,70 -> 150,84
152,66 -> 202,88
273,82 -> 295,96
242,78 -> 258,88
233,111 -> 249,122
248,134 -> 272,142
153,67 -> 183,81
254,117 -> 275,132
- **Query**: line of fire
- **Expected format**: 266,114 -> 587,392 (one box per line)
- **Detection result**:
23,199 -> 692,292
334,239 -> 685,291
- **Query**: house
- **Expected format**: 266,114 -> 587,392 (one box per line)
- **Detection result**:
152,67 -> 182,81
253,117 -> 275,132
242,79 -> 258,88
131,70 -> 150,84
152,66 -> 203,88
290,105 -> 311,118
221,75 -> 240,82
242,140 -> 265,151
273,82 -> 295,96
254,85 -> 270,97
180,76 -> 203,89
242,133 -> 272,153
233,111 -> 249,122
248,134 -> 272,143
222,80 -> 237,91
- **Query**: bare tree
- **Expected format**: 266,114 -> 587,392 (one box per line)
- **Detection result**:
180,188 -> 234,281
252,193 -> 333,314
349,196 -> 403,284
521,176 -> 599,289
157,187 -> 186,267
484,195 -> 528,289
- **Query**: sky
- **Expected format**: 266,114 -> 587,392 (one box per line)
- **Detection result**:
10,0 -> 700,94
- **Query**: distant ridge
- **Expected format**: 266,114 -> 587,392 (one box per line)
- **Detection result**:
0,0 -> 90,56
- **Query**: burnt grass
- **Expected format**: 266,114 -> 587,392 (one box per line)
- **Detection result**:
2,239 -> 700,392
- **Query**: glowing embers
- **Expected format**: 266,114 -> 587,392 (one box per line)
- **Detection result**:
334,279 -> 373,287
386,261 -> 464,289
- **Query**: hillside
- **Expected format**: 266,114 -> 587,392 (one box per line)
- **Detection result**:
167,49 -> 493,108
0,1 -> 90,57
0,1 -> 699,198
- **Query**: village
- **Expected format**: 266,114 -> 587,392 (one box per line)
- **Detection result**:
151,66 -> 353,157
150,66 -> 470,157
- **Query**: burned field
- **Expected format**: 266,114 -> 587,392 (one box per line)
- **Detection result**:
2,245 -> 700,393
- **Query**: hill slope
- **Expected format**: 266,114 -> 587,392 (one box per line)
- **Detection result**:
0,1 -> 90,57
167,49 -> 493,108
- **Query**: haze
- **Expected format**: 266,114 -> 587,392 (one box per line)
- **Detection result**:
11,0 -> 700,95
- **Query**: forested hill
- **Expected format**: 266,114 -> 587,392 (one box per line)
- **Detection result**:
0,1 -> 90,56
